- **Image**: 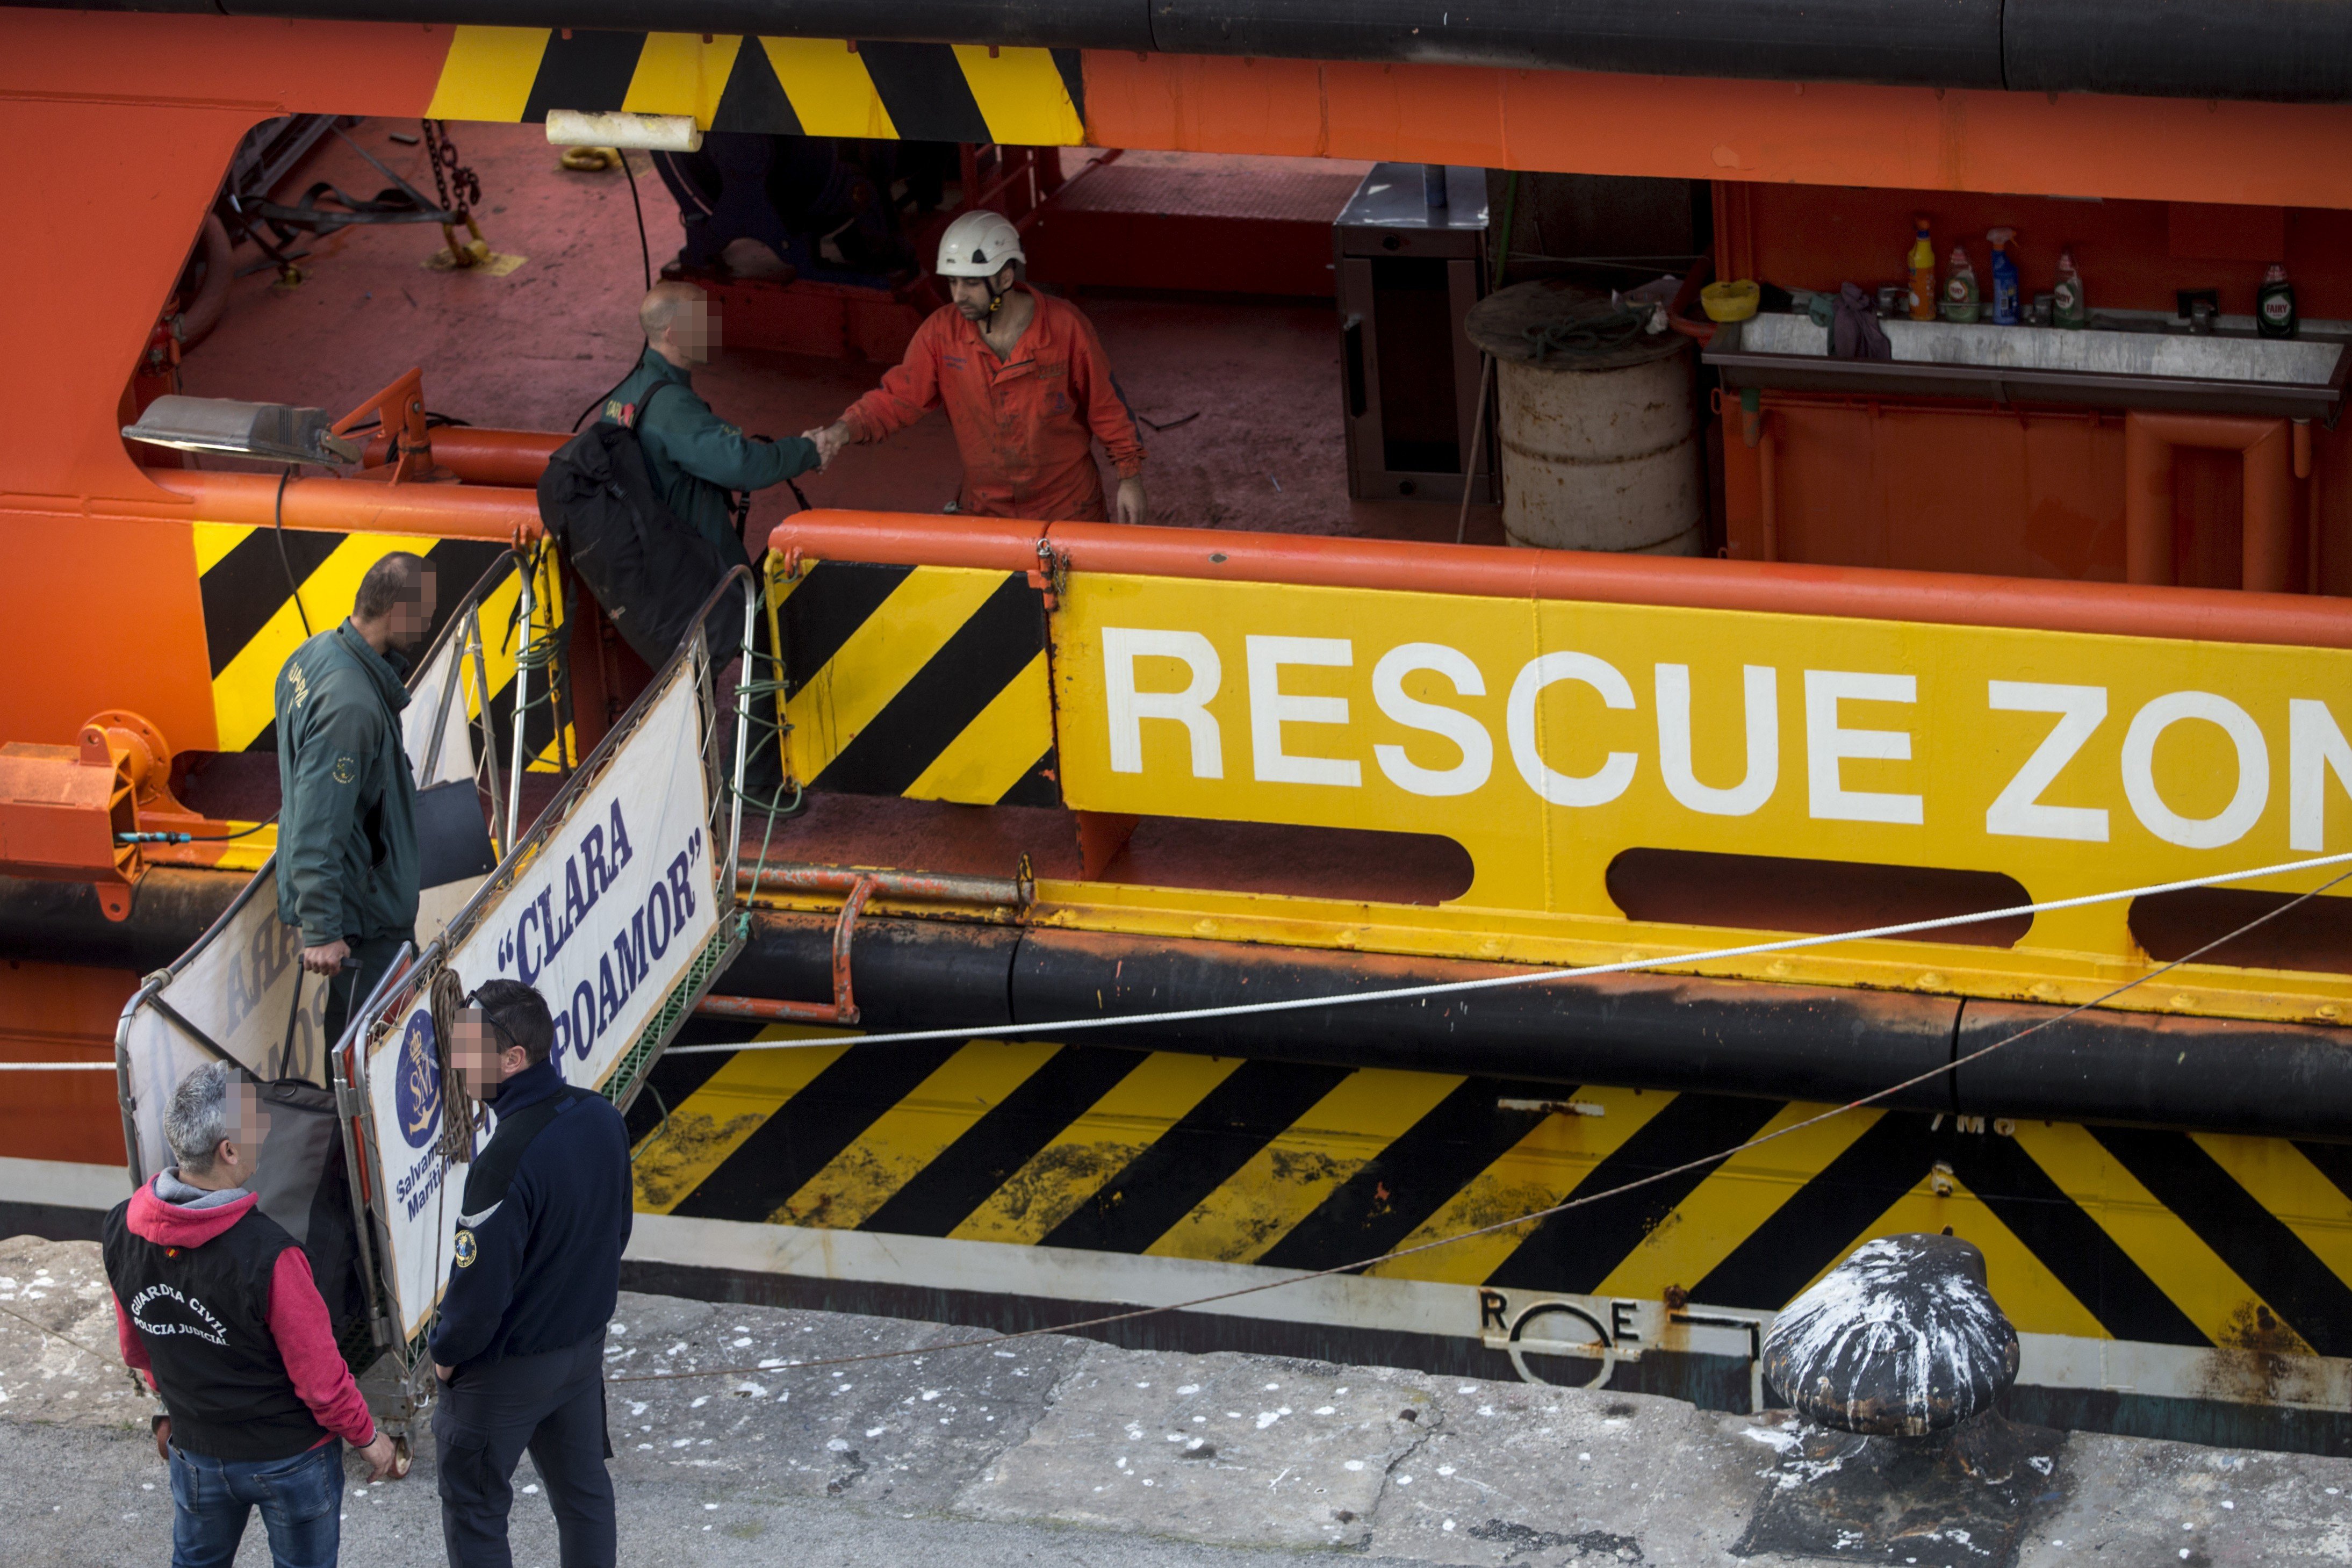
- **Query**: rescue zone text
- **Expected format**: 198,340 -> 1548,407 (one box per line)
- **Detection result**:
1049,575 -> 2352,940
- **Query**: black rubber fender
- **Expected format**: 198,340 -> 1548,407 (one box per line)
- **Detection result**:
1953,999 -> 2352,1140
2003,0 -> 2352,104
1150,0 -> 2005,91
20,0 -> 2352,101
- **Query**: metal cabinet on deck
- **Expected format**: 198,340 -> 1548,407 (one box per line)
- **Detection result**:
1335,164 -> 1496,503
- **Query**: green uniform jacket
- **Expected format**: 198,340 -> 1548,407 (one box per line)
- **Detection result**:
273,622 -> 420,949
601,346 -> 823,561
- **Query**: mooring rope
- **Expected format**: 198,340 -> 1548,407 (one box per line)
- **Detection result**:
611,862 -> 2352,1386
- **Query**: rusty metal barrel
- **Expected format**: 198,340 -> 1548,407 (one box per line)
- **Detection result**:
1465,278 -> 1703,556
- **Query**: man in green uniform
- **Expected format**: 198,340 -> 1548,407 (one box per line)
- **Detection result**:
275,552 -> 436,1046
600,281 -> 823,807
600,280 -> 823,563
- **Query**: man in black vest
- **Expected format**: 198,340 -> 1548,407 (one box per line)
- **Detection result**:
104,1061 -> 399,1568
428,979 -> 632,1568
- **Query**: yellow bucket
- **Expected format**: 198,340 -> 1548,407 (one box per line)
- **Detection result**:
1700,279 -> 1760,322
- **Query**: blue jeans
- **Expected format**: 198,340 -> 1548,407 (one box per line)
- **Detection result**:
169,1439 -> 343,1568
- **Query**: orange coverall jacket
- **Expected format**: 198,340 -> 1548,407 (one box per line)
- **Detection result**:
841,286 -> 1145,522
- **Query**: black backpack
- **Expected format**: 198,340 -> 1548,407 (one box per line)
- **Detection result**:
536,383 -> 742,670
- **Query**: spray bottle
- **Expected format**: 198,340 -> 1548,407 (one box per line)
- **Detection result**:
2053,249 -> 2088,329
1907,219 -> 1937,322
1987,228 -> 2021,325
1942,246 -> 1980,323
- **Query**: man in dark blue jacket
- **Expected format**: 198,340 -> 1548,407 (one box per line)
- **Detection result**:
428,979 -> 631,1568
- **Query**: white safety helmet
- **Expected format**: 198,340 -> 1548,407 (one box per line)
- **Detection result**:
935,210 -> 1025,279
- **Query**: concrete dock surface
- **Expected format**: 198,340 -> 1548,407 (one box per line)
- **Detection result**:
5,1235 -> 2350,1567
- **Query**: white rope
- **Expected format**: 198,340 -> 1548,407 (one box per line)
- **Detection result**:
0,1061 -> 117,1071
671,846 -> 2352,1055
616,864 -> 2352,1387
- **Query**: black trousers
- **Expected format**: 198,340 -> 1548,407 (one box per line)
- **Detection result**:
433,1336 -> 615,1568
323,930 -> 414,1049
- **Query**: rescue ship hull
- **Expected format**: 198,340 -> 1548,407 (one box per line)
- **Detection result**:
3,1 -> 2350,1461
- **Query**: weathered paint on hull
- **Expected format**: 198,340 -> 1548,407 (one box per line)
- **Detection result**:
617,1027 -> 2352,1455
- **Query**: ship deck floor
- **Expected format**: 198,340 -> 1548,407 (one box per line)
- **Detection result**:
167,121 -> 1500,902
176,121 -> 1501,548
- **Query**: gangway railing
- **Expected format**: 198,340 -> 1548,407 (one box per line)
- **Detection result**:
114,549 -> 535,1169
108,543 -> 619,1422
322,564 -> 763,1410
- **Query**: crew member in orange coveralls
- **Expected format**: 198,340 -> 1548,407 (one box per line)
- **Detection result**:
809,210 -> 1148,523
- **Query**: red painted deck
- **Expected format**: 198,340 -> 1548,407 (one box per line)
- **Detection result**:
178,124 -> 1497,549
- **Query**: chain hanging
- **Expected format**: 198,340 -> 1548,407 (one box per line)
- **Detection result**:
421,119 -> 488,268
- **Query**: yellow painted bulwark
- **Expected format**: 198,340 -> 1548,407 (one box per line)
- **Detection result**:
758,37 -> 897,140
426,26 -> 550,122
1012,570 -> 2352,1016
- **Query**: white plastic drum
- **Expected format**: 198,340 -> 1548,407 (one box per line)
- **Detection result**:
1466,279 -> 1704,555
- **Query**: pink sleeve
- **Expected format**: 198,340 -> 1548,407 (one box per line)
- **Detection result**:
266,1249 -> 376,1447
113,1294 -> 155,1390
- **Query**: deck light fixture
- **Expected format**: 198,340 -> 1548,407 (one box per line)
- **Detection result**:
121,395 -> 362,466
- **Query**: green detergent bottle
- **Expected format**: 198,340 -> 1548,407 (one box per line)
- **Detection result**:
1941,246 -> 1980,323
2053,249 -> 2088,328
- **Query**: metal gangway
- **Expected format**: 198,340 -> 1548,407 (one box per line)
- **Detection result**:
115,555 -> 766,1450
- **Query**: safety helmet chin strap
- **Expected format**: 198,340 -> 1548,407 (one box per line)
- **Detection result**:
984,263 -> 1015,315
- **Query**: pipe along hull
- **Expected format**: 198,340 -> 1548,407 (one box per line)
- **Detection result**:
25,0 -> 2352,104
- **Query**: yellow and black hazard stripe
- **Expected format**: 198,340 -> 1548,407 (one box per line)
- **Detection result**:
194,524 -> 572,769
426,27 -> 1087,147
626,1032 -> 2352,1361
774,560 -> 1058,808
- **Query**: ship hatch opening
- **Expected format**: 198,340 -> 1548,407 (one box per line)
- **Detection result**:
1091,817 -> 1476,908
1603,848 -> 2033,948
2130,887 -> 2352,976
139,121 -> 1512,811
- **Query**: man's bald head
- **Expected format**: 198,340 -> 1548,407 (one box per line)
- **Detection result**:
352,551 -> 437,652
643,282 -> 718,366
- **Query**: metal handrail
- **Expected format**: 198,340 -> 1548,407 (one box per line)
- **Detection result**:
377,562 -> 758,1002
111,552 -> 529,1178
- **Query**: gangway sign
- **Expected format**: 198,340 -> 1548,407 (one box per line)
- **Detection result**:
354,651 -> 733,1342
114,553 -> 752,1371
337,572 -> 750,1351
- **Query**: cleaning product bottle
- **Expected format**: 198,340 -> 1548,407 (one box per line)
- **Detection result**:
2258,263 -> 2299,339
1943,245 -> 1980,323
2053,248 -> 2088,328
1907,219 -> 1937,321
1987,228 -> 2021,324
